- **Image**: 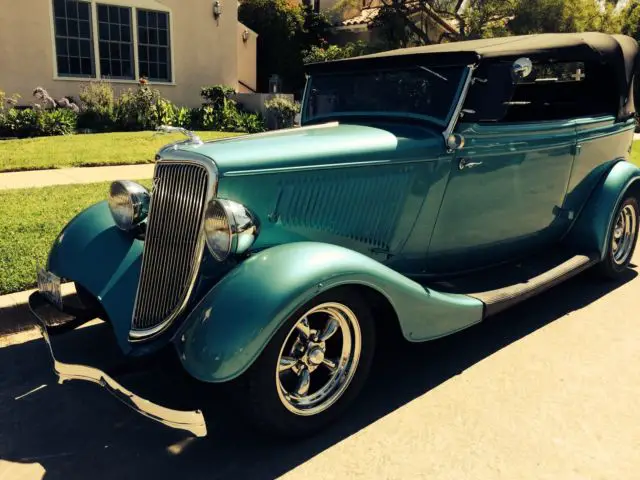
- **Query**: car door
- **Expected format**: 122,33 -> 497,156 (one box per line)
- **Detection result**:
425,120 -> 577,273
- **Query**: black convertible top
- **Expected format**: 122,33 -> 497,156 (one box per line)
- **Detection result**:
306,33 -> 640,121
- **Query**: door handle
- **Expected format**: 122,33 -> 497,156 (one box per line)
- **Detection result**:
458,158 -> 483,170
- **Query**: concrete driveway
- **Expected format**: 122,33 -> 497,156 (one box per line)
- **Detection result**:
1,251 -> 639,480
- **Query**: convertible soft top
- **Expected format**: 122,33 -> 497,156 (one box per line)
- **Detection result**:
307,33 -> 640,121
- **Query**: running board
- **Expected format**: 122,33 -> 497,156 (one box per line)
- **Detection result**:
429,249 -> 600,318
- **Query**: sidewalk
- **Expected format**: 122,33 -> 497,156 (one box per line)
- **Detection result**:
0,164 -> 155,190
0,283 -> 76,344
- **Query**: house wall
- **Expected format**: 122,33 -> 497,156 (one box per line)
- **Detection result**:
237,23 -> 257,93
0,0 -> 240,108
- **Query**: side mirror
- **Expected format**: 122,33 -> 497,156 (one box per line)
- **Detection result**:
512,57 -> 533,81
446,133 -> 465,151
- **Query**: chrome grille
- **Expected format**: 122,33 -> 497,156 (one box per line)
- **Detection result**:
130,162 -> 210,338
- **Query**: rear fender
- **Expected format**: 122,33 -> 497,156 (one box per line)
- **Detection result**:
175,242 -> 483,383
564,160 -> 640,258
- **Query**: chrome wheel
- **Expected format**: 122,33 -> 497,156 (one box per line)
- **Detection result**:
611,203 -> 638,265
275,302 -> 361,416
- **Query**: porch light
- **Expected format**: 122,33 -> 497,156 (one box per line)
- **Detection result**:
242,29 -> 250,42
213,0 -> 222,18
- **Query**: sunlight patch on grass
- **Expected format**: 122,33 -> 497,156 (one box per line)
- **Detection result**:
0,180 -> 151,295
0,131 -> 239,172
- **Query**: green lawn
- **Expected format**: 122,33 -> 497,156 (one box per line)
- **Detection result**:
0,131 -> 239,173
0,180 -> 151,295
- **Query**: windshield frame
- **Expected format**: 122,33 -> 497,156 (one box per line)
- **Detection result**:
300,65 -> 471,129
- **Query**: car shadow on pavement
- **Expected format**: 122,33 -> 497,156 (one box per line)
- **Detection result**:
0,268 -> 636,480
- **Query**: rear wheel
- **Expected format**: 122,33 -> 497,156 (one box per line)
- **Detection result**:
238,288 -> 375,438
596,195 -> 639,279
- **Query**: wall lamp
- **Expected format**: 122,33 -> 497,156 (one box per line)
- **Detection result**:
242,29 -> 250,42
213,0 -> 222,18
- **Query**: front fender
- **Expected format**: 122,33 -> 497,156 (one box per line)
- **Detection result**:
47,201 -> 142,353
564,160 -> 640,258
175,242 -> 483,383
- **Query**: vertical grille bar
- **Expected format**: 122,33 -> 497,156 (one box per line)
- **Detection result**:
130,162 -> 211,338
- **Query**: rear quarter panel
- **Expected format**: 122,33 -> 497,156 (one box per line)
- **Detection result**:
564,116 -> 635,215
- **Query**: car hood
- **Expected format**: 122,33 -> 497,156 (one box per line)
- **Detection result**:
162,122 -> 447,175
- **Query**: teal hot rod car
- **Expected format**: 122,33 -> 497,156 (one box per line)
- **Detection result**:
31,33 -> 640,438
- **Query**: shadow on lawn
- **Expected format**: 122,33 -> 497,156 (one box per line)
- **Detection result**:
0,267 -> 636,480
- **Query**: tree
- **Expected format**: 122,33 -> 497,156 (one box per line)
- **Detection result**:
342,0 -> 626,51
508,0 -> 623,35
238,0 -> 331,94
622,0 -> 640,40
347,0 -> 518,49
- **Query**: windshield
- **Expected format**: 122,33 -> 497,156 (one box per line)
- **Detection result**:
303,66 -> 467,127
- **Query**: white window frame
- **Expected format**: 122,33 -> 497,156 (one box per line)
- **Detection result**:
49,0 -> 175,85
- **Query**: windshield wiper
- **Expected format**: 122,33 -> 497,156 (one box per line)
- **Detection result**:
418,66 -> 449,82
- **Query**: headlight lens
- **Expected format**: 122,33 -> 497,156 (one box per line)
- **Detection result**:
204,199 -> 259,261
108,180 -> 150,231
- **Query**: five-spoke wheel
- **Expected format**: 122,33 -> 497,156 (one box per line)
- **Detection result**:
597,194 -> 639,279
238,288 -> 375,437
276,302 -> 361,416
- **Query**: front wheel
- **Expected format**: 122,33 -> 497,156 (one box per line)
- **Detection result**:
238,288 -> 375,438
596,194 -> 639,279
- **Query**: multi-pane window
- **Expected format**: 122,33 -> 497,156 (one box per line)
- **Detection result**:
51,2 -> 172,82
53,0 -> 95,77
97,5 -> 133,79
137,10 -> 171,82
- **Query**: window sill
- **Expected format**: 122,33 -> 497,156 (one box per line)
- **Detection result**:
53,76 -> 176,86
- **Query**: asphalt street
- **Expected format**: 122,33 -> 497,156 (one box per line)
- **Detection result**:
1,251 -> 639,480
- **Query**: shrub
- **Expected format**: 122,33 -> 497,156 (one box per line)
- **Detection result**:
195,85 -> 266,133
78,80 -> 116,131
172,105 -> 193,129
201,85 -> 236,108
40,108 -> 77,136
239,111 -> 267,133
3,108 -> 40,137
114,80 -> 177,131
0,90 -> 7,136
265,96 -> 300,129
0,87 -> 77,138
194,103 -> 241,131
1,107 -> 76,138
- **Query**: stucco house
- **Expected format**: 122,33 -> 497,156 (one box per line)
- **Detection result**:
0,0 -> 257,108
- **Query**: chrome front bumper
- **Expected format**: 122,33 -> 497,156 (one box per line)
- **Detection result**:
28,292 -> 207,438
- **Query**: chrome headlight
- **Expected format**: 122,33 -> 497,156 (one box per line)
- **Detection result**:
108,180 -> 150,231
204,199 -> 259,261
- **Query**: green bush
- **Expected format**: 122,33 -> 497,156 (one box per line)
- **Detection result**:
2,108 -> 39,137
40,108 -> 77,136
195,85 -> 266,133
113,82 -> 178,131
1,107 -> 76,138
201,85 -> 236,108
0,81 -> 266,137
77,80 -> 115,131
172,105 -> 193,129
193,103 -> 239,132
239,111 -> 267,133
265,96 -> 300,129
